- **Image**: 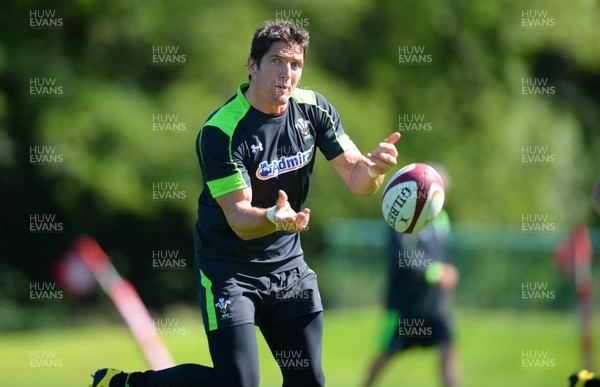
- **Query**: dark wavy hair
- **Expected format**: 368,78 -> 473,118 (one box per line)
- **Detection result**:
249,20 -> 310,69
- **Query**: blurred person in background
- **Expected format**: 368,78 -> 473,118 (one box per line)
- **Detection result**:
363,165 -> 460,387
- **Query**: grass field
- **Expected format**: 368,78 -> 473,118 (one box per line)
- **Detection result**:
0,306 -> 596,387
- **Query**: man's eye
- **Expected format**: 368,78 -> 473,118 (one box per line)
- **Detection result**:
271,58 -> 281,64
291,62 -> 302,69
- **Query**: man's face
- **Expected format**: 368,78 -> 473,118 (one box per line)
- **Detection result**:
248,41 -> 304,114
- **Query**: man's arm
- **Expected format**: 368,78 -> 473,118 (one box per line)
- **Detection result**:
216,188 -> 310,240
330,132 -> 401,196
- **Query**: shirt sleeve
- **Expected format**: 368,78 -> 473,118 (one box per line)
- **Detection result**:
198,125 -> 250,198
312,92 -> 357,160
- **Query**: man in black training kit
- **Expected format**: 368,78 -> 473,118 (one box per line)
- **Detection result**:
91,20 -> 400,387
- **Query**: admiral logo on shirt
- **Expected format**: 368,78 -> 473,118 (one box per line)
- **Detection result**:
256,145 -> 314,180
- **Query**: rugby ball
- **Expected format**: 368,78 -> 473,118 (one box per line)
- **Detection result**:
382,163 -> 445,233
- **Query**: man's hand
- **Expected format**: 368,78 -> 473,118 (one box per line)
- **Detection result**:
215,187 -> 309,240
271,190 -> 311,232
361,132 -> 401,176
330,131 -> 401,196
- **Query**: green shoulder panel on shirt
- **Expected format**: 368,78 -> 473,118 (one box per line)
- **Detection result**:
291,88 -> 317,105
204,82 -> 251,137
201,83 -> 251,198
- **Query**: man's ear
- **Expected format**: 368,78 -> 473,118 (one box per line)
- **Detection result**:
247,57 -> 257,77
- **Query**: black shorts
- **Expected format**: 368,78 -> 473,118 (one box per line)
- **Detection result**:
195,261 -> 323,332
378,309 -> 452,353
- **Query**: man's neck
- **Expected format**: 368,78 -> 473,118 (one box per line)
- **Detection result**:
243,84 -> 287,115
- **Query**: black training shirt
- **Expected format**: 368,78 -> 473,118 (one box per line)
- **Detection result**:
195,82 -> 356,274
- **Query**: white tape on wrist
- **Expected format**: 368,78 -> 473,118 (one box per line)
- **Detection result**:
367,167 -> 381,179
266,206 -> 277,224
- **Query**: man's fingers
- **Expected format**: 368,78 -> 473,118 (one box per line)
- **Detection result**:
371,152 -> 397,167
367,133 -> 400,164
299,208 -> 311,219
276,190 -> 288,208
383,132 -> 401,145
274,195 -> 310,231
296,212 -> 307,223
370,145 -> 398,160
365,132 -> 400,174
296,210 -> 310,229
359,155 -> 376,168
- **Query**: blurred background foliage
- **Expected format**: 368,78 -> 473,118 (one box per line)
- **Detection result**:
1,0 -> 599,329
